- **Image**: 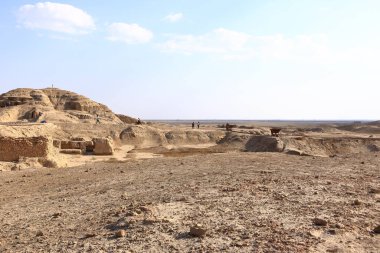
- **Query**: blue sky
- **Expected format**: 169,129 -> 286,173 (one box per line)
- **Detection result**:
0,0 -> 379,120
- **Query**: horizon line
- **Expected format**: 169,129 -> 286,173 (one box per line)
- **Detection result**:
145,119 -> 377,122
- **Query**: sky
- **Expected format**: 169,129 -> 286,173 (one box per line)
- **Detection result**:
0,0 -> 379,120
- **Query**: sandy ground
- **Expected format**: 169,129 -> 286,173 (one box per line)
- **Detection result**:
1,88 -> 379,252
0,151 -> 379,252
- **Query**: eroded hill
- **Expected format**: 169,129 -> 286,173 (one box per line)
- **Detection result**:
0,88 -> 125,124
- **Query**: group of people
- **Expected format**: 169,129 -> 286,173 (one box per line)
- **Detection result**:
192,121 -> 200,129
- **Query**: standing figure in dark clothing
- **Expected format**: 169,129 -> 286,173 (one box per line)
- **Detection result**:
197,122 -> 200,129
192,122 -> 195,129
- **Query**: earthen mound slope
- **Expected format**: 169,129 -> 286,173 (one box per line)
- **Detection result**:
0,88 -> 124,124
116,114 -> 137,124
0,123 -> 68,139
120,125 -> 224,148
337,121 -> 380,134
245,136 -> 285,152
368,120 -> 380,126
216,130 -> 380,157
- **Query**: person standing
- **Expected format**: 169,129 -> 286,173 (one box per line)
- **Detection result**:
192,122 -> 195,129
197,122 -> 200,129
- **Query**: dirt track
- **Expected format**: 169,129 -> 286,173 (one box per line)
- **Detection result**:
0,152 -> 379,252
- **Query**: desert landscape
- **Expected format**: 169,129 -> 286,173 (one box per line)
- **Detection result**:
0,88 -> 379,252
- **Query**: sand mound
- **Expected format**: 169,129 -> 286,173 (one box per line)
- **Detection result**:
245,136 -> 285,152
0,88 -> 125,124
164,130 -> 224,145
368,120 -> 380,126
0,155 -> 68,171
120,125 -> 225,148
216,132 -> 251,151
283,137 -> 380,157
337,121 -> 380,134
229,131 -> 380,157
242,135 -> 380,157
0,123 -> 68,139
120,125 -> 167,147
0,106 -> 22,122
116,114 -> 137,124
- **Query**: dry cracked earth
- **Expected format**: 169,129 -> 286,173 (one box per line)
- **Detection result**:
0,152 -> 379,252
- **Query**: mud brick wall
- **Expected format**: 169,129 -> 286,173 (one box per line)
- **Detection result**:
61,141 -> 85,150
0,136 -> 51,162
60,140 -> 93,151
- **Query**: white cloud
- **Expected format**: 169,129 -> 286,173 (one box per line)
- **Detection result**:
159,28 -> 330,62
106,23 -> 153,44
160,28 -> 251,54
17,2 -> 95,34
164,12 -> 183,23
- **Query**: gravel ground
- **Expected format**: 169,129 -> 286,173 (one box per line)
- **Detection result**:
0,152 -> 379,252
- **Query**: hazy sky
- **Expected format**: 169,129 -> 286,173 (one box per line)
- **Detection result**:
0,0 -> 379,120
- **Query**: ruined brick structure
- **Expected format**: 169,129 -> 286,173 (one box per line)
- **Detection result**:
0,136 -> 54,162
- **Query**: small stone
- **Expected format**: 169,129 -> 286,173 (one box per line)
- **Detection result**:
233,241 -> 248,247
369,188 -> 380,194
36,230 -> 44,237
327,229 -> 336,235
353,199 -> 361,206
126,211 -> 138,216
189,224 -> 207,238
140,206 -> 153,213
178,196 -> 187,201
308,230 -> 322,238
143,218 -> 157,225
161,218 -> 172,223
115,229 -> 126,238
334,223 -> 344,229
313,218 -> 327,226
52,212 -> 62,218
373,225 -> 380,234
11,165 -> 20,171
326,247 -> 343,253
83,233 -> 96,238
